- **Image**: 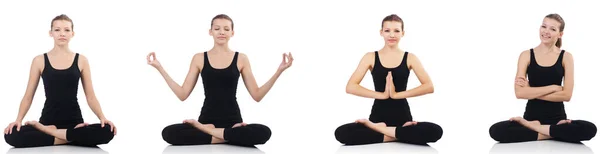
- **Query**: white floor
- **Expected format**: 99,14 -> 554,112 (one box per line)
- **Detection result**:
1,140 -> 596,154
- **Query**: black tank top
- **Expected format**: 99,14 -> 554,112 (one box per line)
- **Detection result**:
39,53 -> 84,126
523,49 -> 566,124
198,52 -> 243,125
369,51 -> 412,126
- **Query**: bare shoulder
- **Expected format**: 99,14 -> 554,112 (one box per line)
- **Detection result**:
563,50 -> 573,59
192,52 -> 204,62
238,52 -> 249,61
78,53 -> 89,63
519,49 -> 531,58
32,54 -> 45,69
407,52 -> 419,61
361,52 -> 375,63
33,54 -> 45,64
562,50 -> 573,63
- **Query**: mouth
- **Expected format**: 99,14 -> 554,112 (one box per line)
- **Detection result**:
540,34 -> 551,39
387,39 -> 397,42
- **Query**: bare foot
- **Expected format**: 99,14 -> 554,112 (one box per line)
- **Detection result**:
25,121 -> 57,135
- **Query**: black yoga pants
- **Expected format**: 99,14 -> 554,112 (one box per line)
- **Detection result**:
335,122 -> 443,145
162,123 -> 271,146
489,120 -> 597,143
4,123 -> 114,148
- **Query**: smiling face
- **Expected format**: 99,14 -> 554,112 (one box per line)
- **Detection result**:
209,18 -> 234,45
539,17 -> 563,46
49,20 -> 74,46
380,21 -> 404,46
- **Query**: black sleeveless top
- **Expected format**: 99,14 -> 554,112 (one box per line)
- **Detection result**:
523,49 -> 567,124
369,51 -> 412,126
198,52 -> 243,125
39,53 -> 84,126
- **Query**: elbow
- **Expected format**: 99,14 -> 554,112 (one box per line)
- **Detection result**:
564,95 -> 572,102
426,83 -> 434,94
253,96 -> 263,103
177,94 -> 189,102
346,84 -> 356,95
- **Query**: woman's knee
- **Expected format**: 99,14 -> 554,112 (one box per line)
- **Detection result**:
489,121 -> 510,142
572,120 -> 597,140
246,124 -> 272,144
334,123 -> 361,144
418,122 -> 443,142
161,124 -> 181,144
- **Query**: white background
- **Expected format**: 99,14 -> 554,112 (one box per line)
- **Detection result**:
0,0 -> 598,154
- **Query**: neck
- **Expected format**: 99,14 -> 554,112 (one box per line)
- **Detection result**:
210,43 -> 232,53
536,42 -> 558,54
50,44 -> 71,54
380,44 -> 401,52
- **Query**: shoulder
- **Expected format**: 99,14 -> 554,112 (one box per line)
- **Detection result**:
406,52 -> 418,60
192,52 -> 205,61
562,50 -> 573,63
361,52 -> 375,61
562,50 -> 573,59
237,52 -> 249,63
519,49 -> 531,57
77,53 -> 89,63
33,54 -> 45,64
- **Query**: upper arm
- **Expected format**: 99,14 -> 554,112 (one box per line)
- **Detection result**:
562,51 -> 574,97
181,53 -> 202,92
515,50 -> 530,92
23,55 -> 44,100
239,53 -> 259,93
347,52 -> 374,86
407,53 -> 432,85
79,55 -> 98,100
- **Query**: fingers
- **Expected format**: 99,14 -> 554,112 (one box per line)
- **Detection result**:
110,122 -> 115,133
16,124 -> 21,132
101,120 -> 105,128
288,52 -> 294,63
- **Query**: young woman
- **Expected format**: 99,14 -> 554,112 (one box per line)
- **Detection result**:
3,14 -> 116,148
489,13 -> 597,143
147,14 -> 293,146
334,14 -> 443,145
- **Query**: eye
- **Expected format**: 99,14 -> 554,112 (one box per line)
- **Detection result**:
384,30 -> 390,32
394,30 -> 400,32
225,28 -> 230,31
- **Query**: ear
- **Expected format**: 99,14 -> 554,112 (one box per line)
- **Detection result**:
49,30 -> 52,37
380,29 -> 383,37
72,31 -> 75,37
231,30 -> 235,37
208,28 -> 213,36
559,31 -> 563,38
401,30 -> 405,37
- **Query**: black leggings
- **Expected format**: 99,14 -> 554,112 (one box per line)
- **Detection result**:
162,123 -> 271,146
4,124 -> 114,148
335,122 -> 443,145
489,120 -> 597,143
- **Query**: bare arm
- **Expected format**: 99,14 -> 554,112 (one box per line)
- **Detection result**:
537,52 -> 574,102
14,56 -> 44,122
79,55 -> 107,120
391,53 -> 433,99
346,52 -> 388,100
240,53 -> 293,102
514,51 -> 559,99
149,52 -> 202,101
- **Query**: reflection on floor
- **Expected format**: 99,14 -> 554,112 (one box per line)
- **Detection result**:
335,142 -> 439,154
162,144 -> 265,154
6,145 -> 108,154
489,140 -> 594,154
